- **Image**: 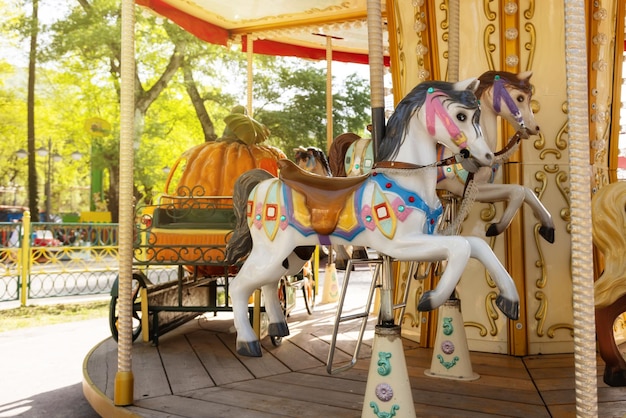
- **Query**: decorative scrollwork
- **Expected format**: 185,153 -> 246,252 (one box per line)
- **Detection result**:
485,292 -> 500,335
483,0 -> 496,21
464,322 -> 488,337
547,323 -> 574,338
534,290 -> 547,336
533,224 -> 547,288
484,24 -> 496,71
524,0 -> 535,20
523,23 -> 536,71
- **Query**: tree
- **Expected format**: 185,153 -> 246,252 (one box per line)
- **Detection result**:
1,0 -> 371,218
26,0 -> 39,218
249,59 -> 371,154
48,0 -> 188,221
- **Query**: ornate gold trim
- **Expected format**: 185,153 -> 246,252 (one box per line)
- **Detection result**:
465,322 -> 488,337
523,23 -> 536,71
534,290 -> 547,337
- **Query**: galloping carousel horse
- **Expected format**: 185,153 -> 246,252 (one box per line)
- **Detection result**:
225,78 -> 520,357
328,71 -> 555,242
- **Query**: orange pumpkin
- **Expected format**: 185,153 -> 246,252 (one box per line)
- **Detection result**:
165,140 -> 286,197
159,107 -> 286,277
165,107 -> 286,197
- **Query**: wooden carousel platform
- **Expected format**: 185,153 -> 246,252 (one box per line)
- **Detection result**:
83,272 -> 626,418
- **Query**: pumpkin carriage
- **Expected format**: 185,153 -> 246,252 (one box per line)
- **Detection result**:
108,108 -> 317,345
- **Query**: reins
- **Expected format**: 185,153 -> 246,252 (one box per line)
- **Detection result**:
494,128 -> 526,158
372,148 -> 470,171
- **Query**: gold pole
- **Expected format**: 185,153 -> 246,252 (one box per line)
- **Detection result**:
326,35 -> 333,152
19,211 -> 31,307
246,35 -> 253,117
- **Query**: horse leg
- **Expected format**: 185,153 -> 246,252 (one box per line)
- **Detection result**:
230,249 -> 291,357
476,183 -> 554,243
230,269 -> 265,357
465,236 -> 520,320
522,187 -> 555,243
262,282 -> 290,337
382,236 -> 472,313
473,183 -> 525,237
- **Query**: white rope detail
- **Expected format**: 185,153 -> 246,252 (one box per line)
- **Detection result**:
438,178 -> 478,236
564,0 -> 598,416
118,0 -> 135,377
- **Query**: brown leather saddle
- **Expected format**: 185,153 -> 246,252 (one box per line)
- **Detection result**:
277,159 -> 369,235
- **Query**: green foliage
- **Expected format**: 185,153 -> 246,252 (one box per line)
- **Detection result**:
0,0 -> 371,214
253,60 -> 371,154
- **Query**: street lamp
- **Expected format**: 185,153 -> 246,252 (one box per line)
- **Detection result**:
36,138 -> 63,222
17,138 -> 83,222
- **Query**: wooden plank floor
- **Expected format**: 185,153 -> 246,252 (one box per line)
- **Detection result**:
85,286 -> 626,417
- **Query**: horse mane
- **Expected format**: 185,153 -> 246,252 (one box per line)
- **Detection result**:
475,71 -> 533,99
310,147 -> 332,176
328,133 -> 361,176
378,81 -> 480,162
592,182 -> 626,308
294,146 -> 332,176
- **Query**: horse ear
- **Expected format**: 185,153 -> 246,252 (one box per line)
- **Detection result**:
455,77 -> 480,93
517,71 -> 533,81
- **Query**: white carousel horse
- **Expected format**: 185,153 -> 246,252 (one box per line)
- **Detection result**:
225,78 -> 520,357
328,71 -> 555,243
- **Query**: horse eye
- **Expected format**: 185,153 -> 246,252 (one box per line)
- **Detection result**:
517,95 -> 525,103
456,113 -> 467,122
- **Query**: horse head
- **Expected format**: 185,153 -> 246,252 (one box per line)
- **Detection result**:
477,71 -> 540,138
378,78 -> 493,170
416,78 -> 494,169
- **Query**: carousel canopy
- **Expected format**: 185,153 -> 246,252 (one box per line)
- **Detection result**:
136,0 -> 390,65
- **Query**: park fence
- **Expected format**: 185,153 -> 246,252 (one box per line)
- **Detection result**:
0,211 -> 175,305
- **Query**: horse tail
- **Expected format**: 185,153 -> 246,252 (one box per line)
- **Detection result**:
225,169 -> 275,264
328,132 -> 361,176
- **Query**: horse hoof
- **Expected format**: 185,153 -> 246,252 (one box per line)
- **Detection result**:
417,291 -> 435,312
496,295 -> 520,320
539,226 -> 555,244
486,224 -> 501,237
268,322 -> 290,337
236,340 -> 262,357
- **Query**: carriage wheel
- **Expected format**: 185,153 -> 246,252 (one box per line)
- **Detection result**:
303,274 -> 315,315
109,273 -> 146,342
270,278 -> 288,346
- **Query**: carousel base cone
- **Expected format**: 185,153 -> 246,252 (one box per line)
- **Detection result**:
362,325 -> 416,417
424,298 -> 479,381
321,262 -> 339,303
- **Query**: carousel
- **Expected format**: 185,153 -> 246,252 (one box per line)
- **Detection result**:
83,1 -> 626,417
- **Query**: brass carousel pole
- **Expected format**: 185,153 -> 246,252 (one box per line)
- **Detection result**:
114,0 -> 135,406
361,0 -> 415,416
321,35 -> 339,304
